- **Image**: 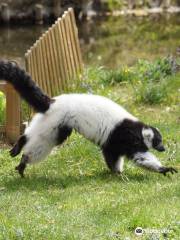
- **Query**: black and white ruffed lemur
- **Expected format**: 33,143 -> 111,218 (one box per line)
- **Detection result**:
0,60 -> 177,177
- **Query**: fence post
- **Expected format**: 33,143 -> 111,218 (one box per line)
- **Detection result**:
6,84 -> 21,143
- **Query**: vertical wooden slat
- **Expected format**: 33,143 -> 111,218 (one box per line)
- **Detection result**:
61,15 -> 72,85
33,41 -> 42,89
30,52 -> 35,82
69,8 -> 83,73
43,32 -> 55,96
54,18 -> 69,91
41,34 -> 53,96
34,40 -> 43,90
62,12 -> 75,82
39,37 -> 50,94
25,50 -> 31,75
67,10 -> 80,77
63,11 -> 76,82
57,18 -> 71,88
39,38 -> 48,94
50,25 -> 64,93
46,28 -> 62,95
31,44 -> 39,83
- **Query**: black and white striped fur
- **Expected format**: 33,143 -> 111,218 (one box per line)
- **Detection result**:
0,61 -> 177,177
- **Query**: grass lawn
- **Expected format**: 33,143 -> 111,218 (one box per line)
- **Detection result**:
0,69 -> 180,239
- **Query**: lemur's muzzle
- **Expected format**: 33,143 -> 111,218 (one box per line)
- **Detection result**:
154,143 -> 165,152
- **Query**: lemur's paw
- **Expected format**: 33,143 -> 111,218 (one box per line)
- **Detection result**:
10,146 -> 19,157
159,167 -> 178,176
15,163 -> 26,178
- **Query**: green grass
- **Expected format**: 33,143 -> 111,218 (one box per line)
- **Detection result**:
0,68 -> 180,239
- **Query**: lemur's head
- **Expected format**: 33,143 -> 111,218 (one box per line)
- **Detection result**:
142,126 -> 165,152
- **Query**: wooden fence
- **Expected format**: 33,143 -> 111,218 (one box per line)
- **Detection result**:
0,82 -> 21,143
0,8 -> 83,143
25,8 -> 83,96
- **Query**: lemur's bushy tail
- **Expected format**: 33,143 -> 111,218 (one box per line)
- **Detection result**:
0,60 -> 51,113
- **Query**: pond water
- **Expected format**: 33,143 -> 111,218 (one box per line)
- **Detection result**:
0,14 -> 180,68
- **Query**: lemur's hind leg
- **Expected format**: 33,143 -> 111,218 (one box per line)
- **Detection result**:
102,149 -> 123,173
133,152 -> 177,176
10,135 -> 27,157
15,154 -> 29,178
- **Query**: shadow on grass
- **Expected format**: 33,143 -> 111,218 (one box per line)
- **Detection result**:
2,169 -> 150,193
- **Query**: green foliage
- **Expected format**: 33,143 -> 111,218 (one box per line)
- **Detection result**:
134,57 -> 176,82
100,67 -> 135,86
84,66 -> 134,87
85,57 -> 179,105
133,57 -> 179,104
0,91 -> 6,124
135,80 -> 168,104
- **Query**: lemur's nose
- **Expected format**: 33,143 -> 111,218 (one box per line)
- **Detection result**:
155,143 -> 165,152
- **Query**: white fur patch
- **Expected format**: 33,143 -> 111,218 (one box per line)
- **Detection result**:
116,157 -> 124,173
142,128 -> 154,149
133,151 -> 162,172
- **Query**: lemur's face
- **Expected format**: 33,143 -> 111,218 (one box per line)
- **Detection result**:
142,127 -> 165,152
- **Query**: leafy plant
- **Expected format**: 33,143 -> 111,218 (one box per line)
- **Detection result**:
83,66 -> 134,87
132,57 -> 179,104
134,57 -> 177,82
83,57 -> 179,105
135,80 -> 168,104
99,67 -> 135,85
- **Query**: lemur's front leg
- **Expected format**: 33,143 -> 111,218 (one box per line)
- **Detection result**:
115,157 -> 124,173
133,152 -> 177,176
102,149 -> 124,173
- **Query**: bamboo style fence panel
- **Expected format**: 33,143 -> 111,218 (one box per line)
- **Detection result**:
25,8 -> 83,97
0,8 -> 83,143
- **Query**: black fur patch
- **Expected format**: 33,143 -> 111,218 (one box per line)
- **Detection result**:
150,126 -> 162,148
56,125 -> 72,145
0,60 -> 51,113
103,119 -> 148,159
101,119 -> 149,171
10,135 -> 27,157
102,148 -> 119,172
